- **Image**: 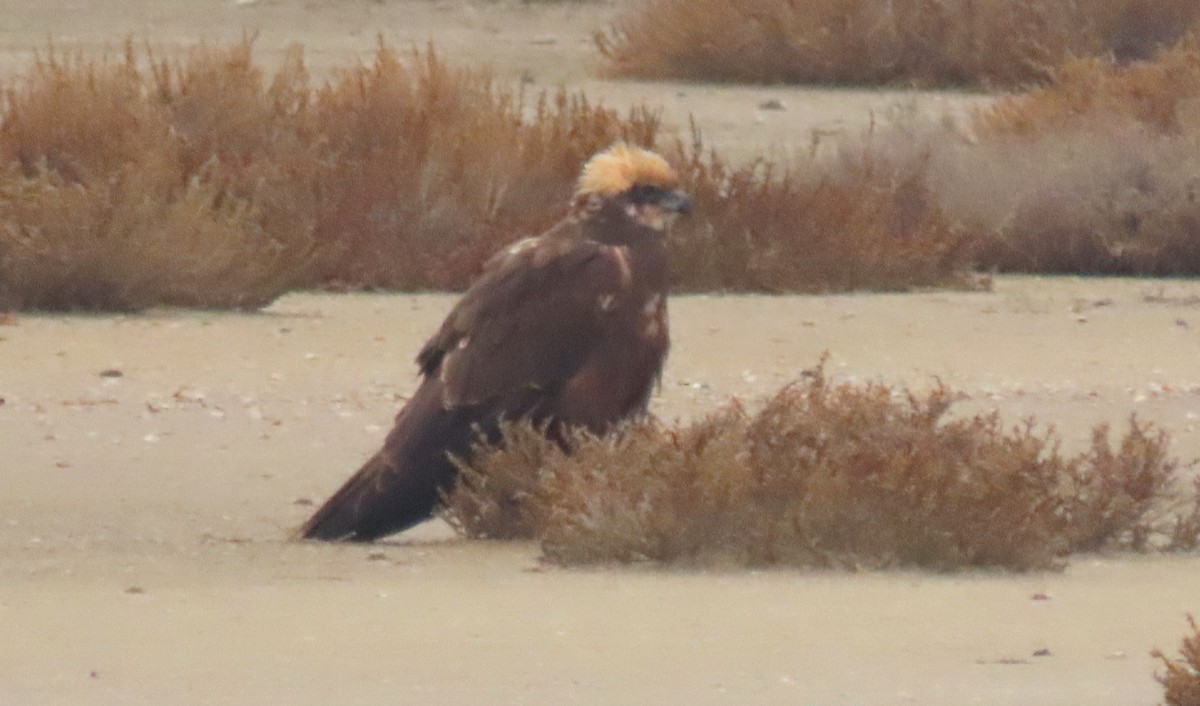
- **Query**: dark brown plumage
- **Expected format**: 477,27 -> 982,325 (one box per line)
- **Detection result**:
298,144 -> 691,541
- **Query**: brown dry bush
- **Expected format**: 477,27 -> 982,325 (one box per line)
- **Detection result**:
0,41 -> 314,310
0,36 -> 985,309
1154,615 -> 1200,706
538,379 -> 1071,569
597,0 -> 1200,87
441,421 -> 560,540
0,39 -> 662,310
934,42 -> 1200,275
669,129 -> 975,293
730,379 -> 1078,569
1166,478 -> 1200,552
305,48 -> 661,290
446,366 -> 1199,569
17,34 -> 1200,306
1062,421 -> 1181,552
541,410 -> 754,565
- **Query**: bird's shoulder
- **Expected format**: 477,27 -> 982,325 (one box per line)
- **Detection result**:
415,218 -> 633,383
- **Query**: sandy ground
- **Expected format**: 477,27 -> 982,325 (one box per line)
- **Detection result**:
2,2 -> 1199,705
5,280 -> 1200,705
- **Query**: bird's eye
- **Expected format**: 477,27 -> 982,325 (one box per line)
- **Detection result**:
628,184 -> 666,204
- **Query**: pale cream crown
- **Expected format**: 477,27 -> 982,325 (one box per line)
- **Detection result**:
575,143 -> 678,197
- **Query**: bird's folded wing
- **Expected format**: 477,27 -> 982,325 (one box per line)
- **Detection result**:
418,239 -> 631,408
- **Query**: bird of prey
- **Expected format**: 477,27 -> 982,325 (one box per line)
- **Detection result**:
299,143 -> 691,542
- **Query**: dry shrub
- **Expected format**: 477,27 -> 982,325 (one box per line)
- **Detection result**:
1154,615 -> 1200,706
446,365 -> 1199,569
597,0 -> 1200,87
977,43 -> 1200,136
0,41 -> 313,310
537,379 -> 1067,569
1167,478 -> 1200,552
1063,422 -> 1182,552
305,49 -> 660,290
944,128 -> 1200,276
650,39 -> 1200,283
441,422 -> 559,540
0,163 -> 308,310
840,40 -> 1200,276
0,39 -> 660,310
541,410 -> 753,565
935,41 -> 1200,275
670,128 -> 975,293
731,379 -> 1077,569
17,34 -> 1200,305
307,59 -> 975,294
0,36 -> 984,308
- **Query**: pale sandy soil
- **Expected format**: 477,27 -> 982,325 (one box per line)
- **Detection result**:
5,280 -> 1200,705
2,2 -> 1199,705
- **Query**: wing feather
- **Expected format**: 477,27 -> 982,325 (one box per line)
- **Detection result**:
418,234 -> 632,409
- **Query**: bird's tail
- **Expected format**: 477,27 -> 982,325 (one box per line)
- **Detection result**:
297,382 -> 480,542
296,451 -> 408,542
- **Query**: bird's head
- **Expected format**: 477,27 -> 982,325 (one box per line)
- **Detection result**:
574,143 -> 691,241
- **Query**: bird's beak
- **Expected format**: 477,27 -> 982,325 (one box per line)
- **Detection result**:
661,189 -> 692,215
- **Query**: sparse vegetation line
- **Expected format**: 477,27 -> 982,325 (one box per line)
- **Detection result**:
445,362 -> 1200,570
5,36 -> 1200,310
0,38 -> 972,311
1154,614 -> 1200,706
0,39 -> 663,310
597,0 -> 1200,87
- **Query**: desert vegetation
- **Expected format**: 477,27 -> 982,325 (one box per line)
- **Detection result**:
597,0 -> 1200,87
0,39 -> 661,310
1155,614 -> 1200,706
0,42 -> 316,310
444,362 -> 1200,570
781,37 -> 1200,278
6,34 -> 1200,309
943,40 -> 1200,275
670,131 -> 972,292
0,38 -> 974,311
